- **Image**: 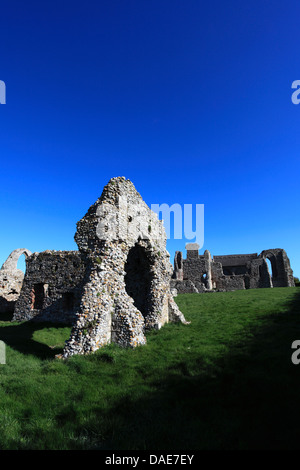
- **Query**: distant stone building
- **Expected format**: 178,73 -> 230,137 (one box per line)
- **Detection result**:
9,177 -> 188,357
171,244 -> 295,293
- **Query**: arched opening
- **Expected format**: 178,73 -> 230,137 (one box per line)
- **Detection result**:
201,272 -> 207,288
17,253 -> 26,274
266,258 -> 272,278
1,248 -> 32,273
124,243 -> 154,317
265,255 -> 277,281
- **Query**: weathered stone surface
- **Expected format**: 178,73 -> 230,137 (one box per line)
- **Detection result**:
13,251 -> 86,323
12,177 -> 188,357
172,246 -> 295,293
0,249 -> 32,313
260,249 -> 295,288
63,177 -> 188,357
173,251 -> 183,280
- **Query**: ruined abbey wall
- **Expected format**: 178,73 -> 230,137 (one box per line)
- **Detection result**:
13,251 -> 86,323
6,177 -> 188,358
0,249 -> 32,313
0,176 -> 296,360
171,245 -> 294,293
62,177 -> 187,357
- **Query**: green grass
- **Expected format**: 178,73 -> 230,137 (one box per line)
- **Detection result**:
0,287 -> 300,450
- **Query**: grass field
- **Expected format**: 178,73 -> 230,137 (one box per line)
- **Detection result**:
0,287 -> 300,450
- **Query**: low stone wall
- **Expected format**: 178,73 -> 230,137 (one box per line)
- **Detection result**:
13,251 -> 86,323
170,279 -> 206,294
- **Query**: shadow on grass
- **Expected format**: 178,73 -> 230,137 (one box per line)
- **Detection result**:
1,290 -> 300,449
0,317 -> 70,359
88,289 -> 300,450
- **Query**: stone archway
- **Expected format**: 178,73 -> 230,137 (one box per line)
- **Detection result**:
265,253 -> 277,277
265,258 -> 273,281
1,248 -> 32,273
0,248 -> 32,314
261,251 -> 278,288
260,249 -> 295,288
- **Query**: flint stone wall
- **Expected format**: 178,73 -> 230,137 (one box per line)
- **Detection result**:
63,177 -> 187,357
13,251 -> 86,323
12,177 -> 188,357
172,246 -> 294,293
0,249 -> 32,313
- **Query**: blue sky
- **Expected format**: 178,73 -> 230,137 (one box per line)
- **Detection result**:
0,0 -> 299,277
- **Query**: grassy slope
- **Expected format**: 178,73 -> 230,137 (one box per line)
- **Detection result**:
0,287 -> 300,450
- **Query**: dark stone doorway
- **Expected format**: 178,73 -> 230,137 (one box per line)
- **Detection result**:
124,244 -> 153,317
32,283 -> 45,310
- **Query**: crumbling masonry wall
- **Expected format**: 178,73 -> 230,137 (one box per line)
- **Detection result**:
171,245 -> 294,293
63,177 -> 187,357
13,251 -> 86,323
11,177 -> 188,357
0,249 -> 32,313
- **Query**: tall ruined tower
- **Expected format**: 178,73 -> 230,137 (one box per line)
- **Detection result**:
63,177 -> 188,357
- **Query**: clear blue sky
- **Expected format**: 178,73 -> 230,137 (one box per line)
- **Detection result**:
0,1 -> 299,277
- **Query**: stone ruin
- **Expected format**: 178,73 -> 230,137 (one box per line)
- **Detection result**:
13,251 -> 86,324
171,243 -> 295,293
4,177 -> 188,357
0,176 -> 296,357
0,248 -> 32,313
